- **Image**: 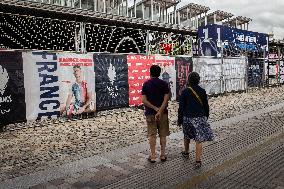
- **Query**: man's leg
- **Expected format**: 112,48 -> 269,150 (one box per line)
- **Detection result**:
159,114 -> 169,159
160,136 -> 166,157
146,115 -> 157,160
149,136 -> 157,159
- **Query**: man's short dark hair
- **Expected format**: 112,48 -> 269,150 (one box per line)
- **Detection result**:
150,65 -> 161,78
73,65 -> 81,69
188,72 -> 200,86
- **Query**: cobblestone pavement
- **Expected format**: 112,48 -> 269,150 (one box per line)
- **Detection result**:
1,96 -> 283,189
0,86 -> 284,186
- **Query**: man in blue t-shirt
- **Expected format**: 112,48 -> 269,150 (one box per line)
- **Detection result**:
142,65 -> 170,163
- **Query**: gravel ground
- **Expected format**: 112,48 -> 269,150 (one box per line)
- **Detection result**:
1,86 -> 284,181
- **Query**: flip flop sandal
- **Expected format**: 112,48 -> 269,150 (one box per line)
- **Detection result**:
160,156 -> 167,162
195,161 -> 202,168
181,151 -> 189,159
147,156 -> 156,163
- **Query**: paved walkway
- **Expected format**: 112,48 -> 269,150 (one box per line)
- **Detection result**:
1,103 -> 284,189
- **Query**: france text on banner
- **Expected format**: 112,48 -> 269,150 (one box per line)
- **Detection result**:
23,51 -> 60,120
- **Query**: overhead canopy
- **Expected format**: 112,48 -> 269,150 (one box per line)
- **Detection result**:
129,0 -> 180,9
223,16 -> 252,26
177,3 -> 210,18
0,0 -> 195,35
142,0 -> 180,8
206,10 -> 234,23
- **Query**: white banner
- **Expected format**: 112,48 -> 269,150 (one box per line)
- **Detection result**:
23,52 -> 61,120
223,57 -> 246,92
23,52 -> 96,121
57,53 -> 96,117
155,55 -> 177,100
193,57 -> 222,95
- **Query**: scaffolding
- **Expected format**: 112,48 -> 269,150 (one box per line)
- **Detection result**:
171,3 -> 210,29
223,16 -> 252,30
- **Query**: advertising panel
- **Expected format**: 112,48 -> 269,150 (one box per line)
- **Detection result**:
23,52 -> 95,120
0,52 -> 26,125
127,55 -> 176,106
247,58 -> 264,87
223,58 -> 246,92
198,24 -> 268,57
175,56 -> 193,100
193,57 -> 222,95
94,54 -> 129,110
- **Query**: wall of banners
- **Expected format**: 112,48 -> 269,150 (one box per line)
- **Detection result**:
0,50 -> 271,126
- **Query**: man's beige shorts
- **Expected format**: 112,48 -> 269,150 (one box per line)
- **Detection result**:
146,113 -> 170,137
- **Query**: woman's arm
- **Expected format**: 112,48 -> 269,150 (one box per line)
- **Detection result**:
178,89 -> 187,125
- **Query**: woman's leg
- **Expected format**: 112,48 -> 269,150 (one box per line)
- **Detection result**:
195,141 -> 202,162
184,138 -> 190,153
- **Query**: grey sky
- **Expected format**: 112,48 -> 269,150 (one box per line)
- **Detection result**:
128,0 -> 284,39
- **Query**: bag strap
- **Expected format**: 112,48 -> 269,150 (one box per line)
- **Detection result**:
188,87 -> 203,106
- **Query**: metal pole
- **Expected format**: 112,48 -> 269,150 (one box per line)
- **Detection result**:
178,11 -> 180,25
187,7 -> 189,23
158,3 -> 161,22
174,4 -> 176,24
103,0 -> 106,12
94,0 -> 97,11
117,0 -> 120,15
189,8 -> 192,27
151,0 -> 153,21
134,0 -> 137,17
146,30 -> 150,55
165,4 -> 167,23
221,41 -> 224,93
278,45 -> 281,85
142,2 -> 144,19
263,46 -> 266,87
126,0 -> 128,17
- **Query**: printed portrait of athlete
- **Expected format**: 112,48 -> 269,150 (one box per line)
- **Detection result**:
65,65 -> 93,117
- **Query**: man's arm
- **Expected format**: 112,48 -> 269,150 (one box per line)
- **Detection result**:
155,93 -> 170,121
142,95 -> 159,112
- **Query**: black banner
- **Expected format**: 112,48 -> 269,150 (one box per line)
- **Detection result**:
0,52 -> 26,125
94,54 -> 129,110
175,57 -> 193,100
247,58 -> 264,87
